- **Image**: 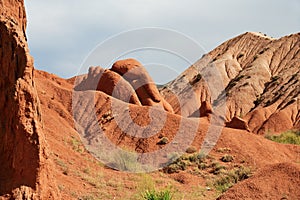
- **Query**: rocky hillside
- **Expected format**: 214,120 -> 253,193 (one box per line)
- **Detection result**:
33,66 -> 300,199
0,1 -> 299,199
160,32 -> 300,134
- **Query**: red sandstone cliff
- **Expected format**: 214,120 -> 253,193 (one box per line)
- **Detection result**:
0,0 -> 59,199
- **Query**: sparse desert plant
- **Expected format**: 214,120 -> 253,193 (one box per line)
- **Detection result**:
157,137 -> 169,145
69,137 -> 84,153
80,171 -> 104,189
186,146 -> 197,154
212,166 -> 251,193
220,154 -> 234,162
164,152 -> 207,173
189,152 -> 206,164
210,162 -> 226,175
137,174 -> 156,192
265,130 -> 300,145
55,158 -> 69,175
198,162 -> 208,170
110,150 -> 140,172
217,147 -> 231,153
163,161 -> 187,174
142,189 -> 173,200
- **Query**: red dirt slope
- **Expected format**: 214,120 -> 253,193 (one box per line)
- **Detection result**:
33,68 -> 300,199
218,162 -> 300,200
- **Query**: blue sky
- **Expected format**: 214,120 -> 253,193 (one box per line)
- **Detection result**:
24,0 -> 300,83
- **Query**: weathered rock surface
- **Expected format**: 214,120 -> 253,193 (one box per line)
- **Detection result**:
225,116 -> 250,131
161,32 -> 300,134
0,0 -> 58,199
75,59 -> 174,113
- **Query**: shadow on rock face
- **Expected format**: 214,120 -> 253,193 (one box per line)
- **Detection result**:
75,58 -> 174,113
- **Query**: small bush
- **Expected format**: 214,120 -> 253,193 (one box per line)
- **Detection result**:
189,152 -> 206,164
110,150 -> 139,172
265,130 -> 300,145
186,146 -> 197,154
157,137 -> 169,145
69,137 -> 84,153
217,147 -> 231,153
163,152 -> 207,174
213,166 -> 251,193
164,161 -> 187,174
55,159 -> 69,175
142,189 -> 173,200
220,154 -> 234,162
198,163 -> 208,170
210,162 -> 226,175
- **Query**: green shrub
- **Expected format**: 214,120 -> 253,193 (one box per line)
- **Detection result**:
163,161 -> 187,174
198,163 -> 208,170
142,189 -> 173,200
186,146 -> 197,154
220,154 -> 234,162
189,152 -> 206,164
157,137 -> 169,145
210,162 -> 226,175
212,166 -> 251,193
164,152 -> 207,173
110,150 -> 139,172
265,130 -> 300,145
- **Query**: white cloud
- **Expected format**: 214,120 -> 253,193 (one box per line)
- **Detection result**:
24,0 -> 300,80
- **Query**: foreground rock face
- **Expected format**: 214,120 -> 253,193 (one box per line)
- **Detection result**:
0,0 -> 58,199
161,32 -> 300,134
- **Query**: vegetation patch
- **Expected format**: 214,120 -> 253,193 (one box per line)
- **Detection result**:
185,146 -> 197,154
157,137 -> 169,145
220,154 -> 234,162
69,136 -> 84,153
265,130 -> 300,145
163,152 -> 207,174
142,189 -> 173,200
212,166 -> 252,193
55,158 -> 69,175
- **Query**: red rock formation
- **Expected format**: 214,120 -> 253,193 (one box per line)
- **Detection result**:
97,69 -> 141,105
199,101 -> 213,117
225,116 -> 250,131
161,32 -> 300,134
0,0 -> 59,199
111,59 -> 174,113
76,59 -> 174,113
